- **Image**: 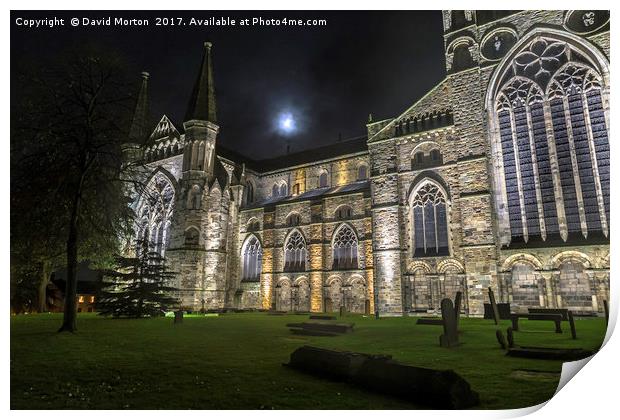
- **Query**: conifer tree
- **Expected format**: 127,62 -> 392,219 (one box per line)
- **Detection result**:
97,239 -> 179,318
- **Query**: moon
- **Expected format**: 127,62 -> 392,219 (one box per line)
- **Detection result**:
277,112 -> 296,134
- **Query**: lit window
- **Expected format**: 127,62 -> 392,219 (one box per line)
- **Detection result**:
284,230 -> 307,272
241,235 -> 262,281
90,296 -> 95,303
78,296 -> 84,303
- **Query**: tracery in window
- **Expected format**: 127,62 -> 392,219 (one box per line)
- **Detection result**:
492,35 -> 609,244
241,235 -> 262,282
332,224 -> 358,270
136,172 -> 175,256
284,230 -> 307,272
411,182 -> 449,257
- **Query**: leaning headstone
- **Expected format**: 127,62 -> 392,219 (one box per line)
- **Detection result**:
506,327 -> 515,348
568,311 -> 577,339
454,292 -> 463,327
284,346 -> 479,409
604,300 -> 609,326
439,298 -> 459,348
488,287 -> 500,325
495,330 -> 507,350
174,310 -> 184,324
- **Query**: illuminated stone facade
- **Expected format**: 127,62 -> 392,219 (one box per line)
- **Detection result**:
125,11 -> 610,316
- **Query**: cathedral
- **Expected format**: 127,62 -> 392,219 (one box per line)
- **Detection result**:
123,10 -> 610,316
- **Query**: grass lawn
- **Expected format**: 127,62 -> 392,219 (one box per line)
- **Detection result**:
11,312 -> 606,410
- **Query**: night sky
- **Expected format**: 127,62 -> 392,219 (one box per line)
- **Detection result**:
11,10 -> 446,159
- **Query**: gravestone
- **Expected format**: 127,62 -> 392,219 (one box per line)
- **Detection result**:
604,300 -> 609,326
506,327 -> 514,348
174,310 -> 183,324
285,346 -> 479,409
339,306 -> 345,318
506,347 -> 594,361
287,321 -> 354,336
310,315 -> 336,320
568,311 -> 577,339
439,298 -> 459,348
488,287 -> 500,325
454,291 -> 463,327
495,330 -> 507,350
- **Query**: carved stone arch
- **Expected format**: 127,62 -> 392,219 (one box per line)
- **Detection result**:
407,172 -> 452,203
346,274 -> 366,287
485,27 -> 610,110
408,260 -> 433,274
437,258 -> 465,274
242,232 -> 263,249
500,253 -> 544,272
284,227 -> 308,246
546,61 -> 603,98
550,251 -> 592,270
334,204 -> 353,219
293,275 -> 309,287
447,36 -> 476,73
411,140 -> 441,157
326,275 -> 343,287
143,166 -> 180,198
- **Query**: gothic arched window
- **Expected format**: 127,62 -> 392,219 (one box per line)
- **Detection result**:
335,205 -> 353,220
279,183 -> 288,197
284,230 -> 307,272
491,34 -> 609,245
184,227 -> 200,246
241,235 -> 262,282
245,181 -> 254,204
319,171 -> 329,188
357,164 -> 368,180
136,172 -> 175,256
286,213 -> 301,226
332,224 -> 358,270
411,182 -> 450,257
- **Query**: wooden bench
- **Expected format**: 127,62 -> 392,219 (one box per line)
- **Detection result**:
510,313 -> 563,333
527,308 -> 569,321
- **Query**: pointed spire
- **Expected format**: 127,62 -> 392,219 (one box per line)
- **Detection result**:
185,42 -> 217,124
128,71 -> 150,143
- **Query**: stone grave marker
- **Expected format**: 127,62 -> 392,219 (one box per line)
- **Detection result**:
174,310 -> 183,324
495,330 -> 507,350
506,327 -> 514,348
454,291 -> 463,327
439,298 -> 459,348
568,311 -> 577,339
284,346 -> 480,409
488,287 -> 500,325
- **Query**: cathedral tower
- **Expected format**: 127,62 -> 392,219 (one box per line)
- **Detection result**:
166,42 -> 232,311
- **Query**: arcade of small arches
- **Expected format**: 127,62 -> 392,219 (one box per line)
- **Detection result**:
496,251 -> 609,313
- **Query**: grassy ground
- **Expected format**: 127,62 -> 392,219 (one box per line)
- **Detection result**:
10,312 -> 606,410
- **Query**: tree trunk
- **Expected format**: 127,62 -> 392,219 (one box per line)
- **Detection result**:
37,260 -> 51,313
58,182 -> 82,333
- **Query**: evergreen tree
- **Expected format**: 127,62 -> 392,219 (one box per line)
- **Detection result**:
97,239 -> 179,318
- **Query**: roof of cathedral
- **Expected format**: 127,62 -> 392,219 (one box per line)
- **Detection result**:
245,135 -> 368,173
128,72 -> 151,143
242,179 -> 371,210
185,42 -> 217,123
